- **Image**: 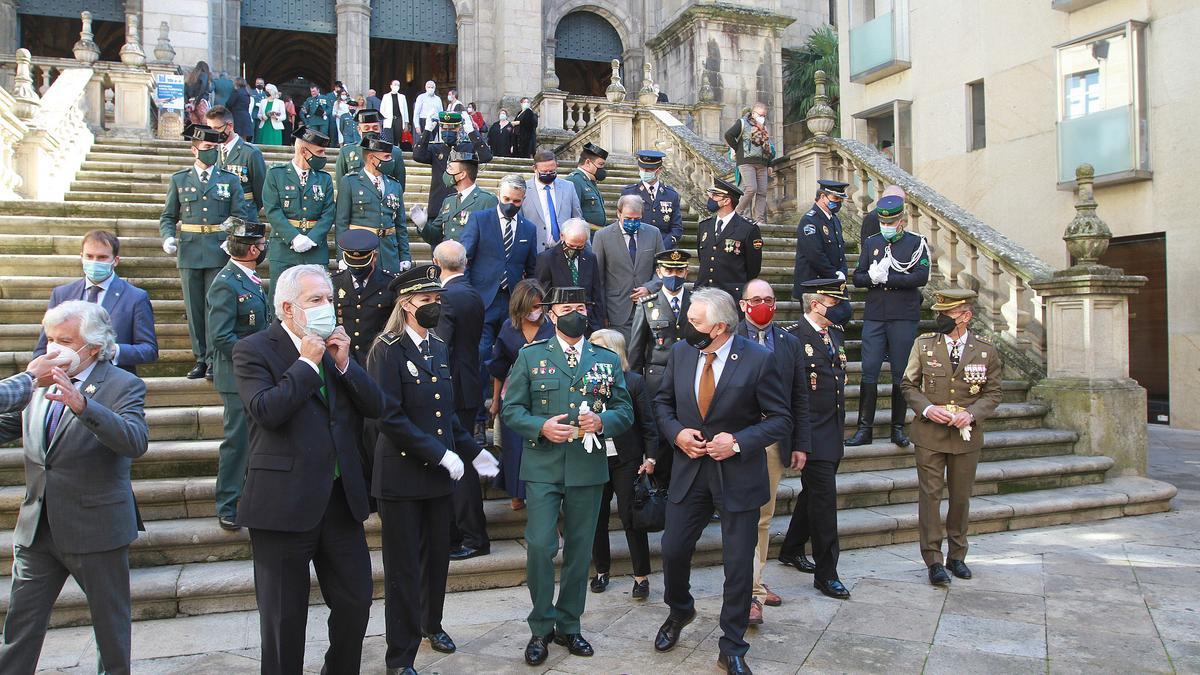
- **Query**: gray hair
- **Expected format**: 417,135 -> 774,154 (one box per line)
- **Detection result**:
690,288 -> 739,332
433,240 -> 467,273
498,174 -> 527,195
42,300 -> 117,361
273,264 -> 332,317
802,293 -> 822,308
616,194 -> 644,215
560,218 -> 590,240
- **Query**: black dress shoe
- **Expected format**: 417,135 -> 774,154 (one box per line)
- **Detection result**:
928,563 -> 952,586
947,558 -> 972,579
890,424 -> 910,447
631,578 -> 649,599
424,630 -> 456,653
204,368 -> 213,381
524,631 -> 553,666
814,578 -> 851,599
590,572 -> 609,593
718,653 -> 754,674
654,609 -> 695,652
552,632 -> 594,657
448,546 -> 489,561
778,552 -> 817,574
844,427 -> 873,446
385,667 -> 417,675
186,362 -> 207,379
217,516 -> 240,531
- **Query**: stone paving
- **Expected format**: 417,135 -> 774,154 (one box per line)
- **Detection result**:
34,426 -> 1200,673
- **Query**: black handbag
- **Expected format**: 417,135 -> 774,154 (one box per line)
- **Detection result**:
631,473 -> 668,533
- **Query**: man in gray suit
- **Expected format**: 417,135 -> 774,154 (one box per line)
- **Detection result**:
521,149 -> 583,252
593,194 -> 666,338
0,300 -> 150,674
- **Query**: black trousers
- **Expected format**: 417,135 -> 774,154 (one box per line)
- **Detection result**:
248,479 -> 373,675
661,458 -> 758,658
450,407 -> 489,551
779,459 -> 841,581
379,494 -> 452,668
592,455 -> 651,577
859,319 -> 919,384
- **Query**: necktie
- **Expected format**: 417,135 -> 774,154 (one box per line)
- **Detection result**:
200,169 -> 209,185
299,169 -> 308,187
950,340 -> 962,370
716,218 -> 725,238
569,256 -> 579,284
671,296 -> 680,319
820,328 -> 836,361
44,378 -> 78,444
757,329 -> 766,346
698,352 -> 716,419
85,285 -> 101,303
420,338 -> 431,360
501,217 -> 514,290
545,185 -> 560,242
627,232 -> 637,262
565,344 -> 578,370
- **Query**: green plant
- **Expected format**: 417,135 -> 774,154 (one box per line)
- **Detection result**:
783,25 -> 840,135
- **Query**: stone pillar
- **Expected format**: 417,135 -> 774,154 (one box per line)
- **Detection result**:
534,88 -> 572,151
0,0 -> 16,57
336,0 -> 371,94
1031,164 -> 1148,477
541,38 -> 559,91
107,70 -> 156,134
600,104 -> 635,157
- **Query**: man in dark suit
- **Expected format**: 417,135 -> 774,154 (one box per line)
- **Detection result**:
0,301 -> 149,673
737,279 -> 810,625
432,241 -> 497,560
791,179 -> 849,299
233,264 -> 384,675
696,178 -> 764,302
461,175 -> 539,402
34,231 -> 158,374
779,279 -> 854,600
535,218 -> 606,335
413,111 -> 493,218
652,288 -> 791,675
330,229 -> 399,365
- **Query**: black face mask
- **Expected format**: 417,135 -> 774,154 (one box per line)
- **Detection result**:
593,167 -> 607,182
563,246 -> 581,260
706,198 -> 720,213
537,171 -> 557,185
934,313 -> 961,335
661,275 -> 686,292
555,311 -> 587,339
683,322 -> 715,350
253,243 -> 268,265
440,132 -> 458,145
499,202 -> 521,219
819,300 -> 853,326
412,302 -> 442,329
349,262 -> 373,281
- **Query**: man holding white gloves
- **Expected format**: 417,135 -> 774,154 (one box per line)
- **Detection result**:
262,126 -> 337,304
412,110 -> 493,225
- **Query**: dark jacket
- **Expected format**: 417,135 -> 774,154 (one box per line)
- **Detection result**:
628,287 -> 690,397
613,370 -> 659,464
791,204 -> 848,298
435,275 -> 485,412
331,266 -> 398,365
696,212 -> 763,300
35,276 -> 158,374
738,321 -> 811,461
535,243 -> 606,334
412,128 -> 493,214
461,207 -> 538,310
487,122 -> 515,157
784,318 -> 847,462
853,231 -> 930,321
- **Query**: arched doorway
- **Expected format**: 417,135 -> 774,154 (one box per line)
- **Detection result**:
16,0 -> 124,61
369,0 -> 457,114
240,0 -> 337,93
554,11 -> 622,97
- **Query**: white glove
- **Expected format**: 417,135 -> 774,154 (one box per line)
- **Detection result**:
337,257 -> 347,271
291,234 -> 316,253
398,260 -> 412,272
869,259 -> 889,285
439,450 -> 465,481
219,239 -> 230,255
425,116 -> 438,132
472,450 -> 500,479
461,114 -> 474,134
162,237 -> 177,255
409,204 -> 428,228
835,270 -> 846,280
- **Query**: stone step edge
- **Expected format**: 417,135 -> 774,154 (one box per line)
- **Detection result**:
0,476 -> 1175,628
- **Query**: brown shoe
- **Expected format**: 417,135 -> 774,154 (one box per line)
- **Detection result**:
762,584 -> 782,607
511,498 -> 526,511
748,598 -> 764,625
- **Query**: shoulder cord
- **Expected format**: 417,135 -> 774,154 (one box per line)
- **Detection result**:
884,235 -> 930,274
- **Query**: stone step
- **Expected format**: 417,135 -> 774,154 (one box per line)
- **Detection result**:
0,476 -> 1175,628
0,323 -> 191,352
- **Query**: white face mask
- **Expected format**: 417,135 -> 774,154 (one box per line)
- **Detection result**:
753,113 -> 766,124
46,342 -> 87,377
521,101 -> 530,110
300,303 -> 337,339
525,308 -> 543,323
426,87 -> 435,95
390,84 -> 399,92
498,113 -> 508,121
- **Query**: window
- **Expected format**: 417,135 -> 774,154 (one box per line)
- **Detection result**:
967,80 -> 986,151
853,99 -> 912,172
1055,21 -> 1149,186
847,0 -> 911,83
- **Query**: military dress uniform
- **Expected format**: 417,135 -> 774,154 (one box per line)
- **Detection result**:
160,124 -> 250,374
622,150 -> 682,248
335,136 -> 410,273
696,178 -> 764,300
301,91 -> 334,136
333,109 -> 407,187
206,217 -> 271,526
791,180 -> 849,299
219,135 -> 267,219
901,289 -> 1003,576
331,230 -> 398,365
412,111 -> 494,217
419,148 -> 498,246
500,287 -> 634,646
262,127 -> 337,293
565,142 -> 609,230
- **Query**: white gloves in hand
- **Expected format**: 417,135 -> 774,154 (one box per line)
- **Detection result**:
439,450 -> 465,481
337,257 -> 347,271
291,234 -> 316,253
472,450 -> 500,479
425,116 -> 438,132
398,260 -> 413,272
869,259 -> 890,285
162,237 -> 178,255
409,204 -> 428,228
835,270 -> 846,281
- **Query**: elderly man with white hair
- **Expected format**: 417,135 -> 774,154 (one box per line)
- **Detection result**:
534,218 -> 606,335
232,264 -> 384,674
412,80 -> 443,131
0,300 -> 149,674
592,193 -> 665,339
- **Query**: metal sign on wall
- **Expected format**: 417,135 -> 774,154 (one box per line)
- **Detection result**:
555,11 -> 622,63
370,0 -> 457,44
16,0 -> 124,23
242,0 -> 337,35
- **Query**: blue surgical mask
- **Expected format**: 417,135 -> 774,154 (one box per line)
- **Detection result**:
82,259 -> 114,283
879,224 -> 899,240
827,199 -> 843,214
301,303 -> 337,339
662,275 -> 685,292
639,170 -> 657,183
820,300 -> 853,326
622,218 -> 642,234
706,198 -> 720,213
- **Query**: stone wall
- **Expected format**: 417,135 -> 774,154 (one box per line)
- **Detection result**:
143,0 -> 211,70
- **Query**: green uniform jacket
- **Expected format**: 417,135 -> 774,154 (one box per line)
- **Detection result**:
420,185 -> 498,246
219,137 -> 268,214
901,331 -> 1004,454
159,166 -> 249,270
301,93 -> 335,135
206,260 -> 271,393
334,143 -> 407,188
501,337 -> 634,487
565,169 -> 606,229
334,171 -> 410,272
262,162 -> 336,268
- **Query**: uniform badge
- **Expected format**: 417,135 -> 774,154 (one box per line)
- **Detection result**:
981,351 -> 987,358
651,308 -> 660,320
752,239 -> 763,249
338,288 -> 346,299
927,359 -> 942,368
249,312 -> 256,326
970,384 -> 981,395
810,372 -> 818,391
805,343 -> 814,357
216,183 -> 230,199
822,225 -> 830,237
407,361 -> 419,377
549,367 -> 556,374
283,200 -> 291,208
803,224 -> 816,236
312,185 -> 324,200
84,384 -> 97,394
701,231 -> 708,243
385,193 -> 400,210
874,249 -> 880,256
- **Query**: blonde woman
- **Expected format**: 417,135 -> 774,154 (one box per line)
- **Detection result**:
256,84 -> 285,146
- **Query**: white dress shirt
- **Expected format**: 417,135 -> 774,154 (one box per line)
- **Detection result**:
642,181 -> 659,200
230,258 -> 261,284
81,272 -> 115,306
291,160 -> 309,184
405,324 -> 430,354
459,184 -> 477,201
557,335 -> 586,365
221,134 -> 239,157
693,334 -> 734,402
194,165 -> 211,182
413,92 -> 444,122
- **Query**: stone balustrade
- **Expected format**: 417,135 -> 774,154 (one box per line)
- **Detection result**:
0,87 -> 27,199
12,65 -> 94,201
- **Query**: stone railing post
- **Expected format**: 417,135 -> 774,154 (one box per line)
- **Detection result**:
783,69 -> 838,217
73,11 -> 101,65
1031,164 -> 1148,476
119,13 -> 146,66
106,69 -> 155,134
534,89 -> 571,152
12,48 -> 41,120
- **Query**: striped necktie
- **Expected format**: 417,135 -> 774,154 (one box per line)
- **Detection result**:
501,217 -> 514,290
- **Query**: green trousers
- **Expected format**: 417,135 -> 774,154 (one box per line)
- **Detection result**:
524,481 -> 604,636
216,392 -> 249,519
180,266 -> 221,364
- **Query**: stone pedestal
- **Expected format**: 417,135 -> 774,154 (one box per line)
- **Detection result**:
693,101 -> 723,144
596,105 -> 634,157
336,0 -> 371,96
84,76 -> 106,128
107,70 -> 155,135
537,89 -> 567,132
1031,272 -> 1148,476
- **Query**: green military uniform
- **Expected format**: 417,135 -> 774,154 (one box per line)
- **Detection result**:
566,168 -> 605,230
262,161 -> 336,291
501,287 -> 634,637
421,184 -> 498,246
301,91 -> 335,136
335,170 -> 409,273
160,154 -> 249,369
219,136 -> 268,218
334,142 -> 406,187
900,289 -> 1004,569
206,219 -> 271,522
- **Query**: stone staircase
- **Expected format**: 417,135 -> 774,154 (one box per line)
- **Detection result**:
0,137 -> 1176,628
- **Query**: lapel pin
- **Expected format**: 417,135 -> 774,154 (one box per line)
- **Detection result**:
84,384 -> 96,394
730,353 -> 738,361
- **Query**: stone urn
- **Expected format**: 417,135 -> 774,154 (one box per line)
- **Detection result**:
805,70 -> 837,138
637,62 -> 657,106
605,59 -> 626,103
153,21 -> 176,65
119,14 -> 146,66
73,11 -> 101,65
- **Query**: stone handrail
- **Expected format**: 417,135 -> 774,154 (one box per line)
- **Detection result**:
633,108 -> 736,213
12,67 -> 94,201
0,87 -> 27,199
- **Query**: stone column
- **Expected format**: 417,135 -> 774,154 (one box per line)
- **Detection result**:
1031,164 -> 1148,477
107,70 -> 156,134
336,0 -> 371,94
0,0 -> 16,57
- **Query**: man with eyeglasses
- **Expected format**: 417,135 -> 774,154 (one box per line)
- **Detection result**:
791,179 -> 850,299
695,177 -> 763,304
534,218 -> 605,336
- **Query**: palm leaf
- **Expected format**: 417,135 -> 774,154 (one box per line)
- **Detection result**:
783,25 -> 840,135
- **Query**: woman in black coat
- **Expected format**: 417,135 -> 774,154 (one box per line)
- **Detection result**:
487,107 -> 515,158
587,329 -> 659,600
228,78 -> 255,140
